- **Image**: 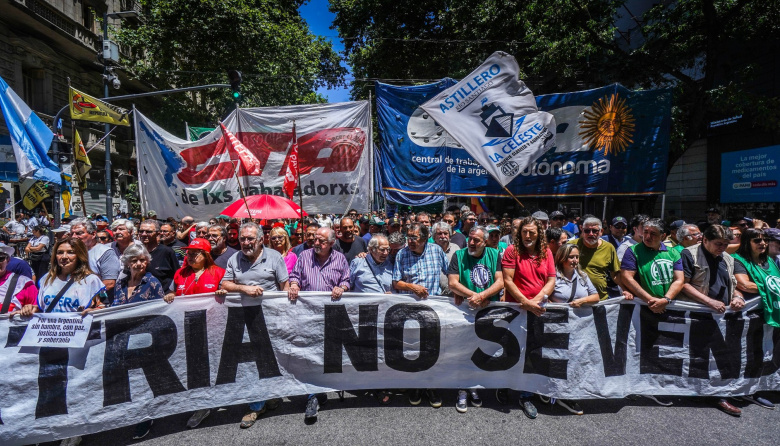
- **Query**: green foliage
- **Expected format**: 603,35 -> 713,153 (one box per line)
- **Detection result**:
126,182 -> 141,215
330,0 -> 779,169
116,0 -> 346,133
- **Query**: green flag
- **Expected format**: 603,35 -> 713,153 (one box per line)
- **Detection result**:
188,126 -> 215,141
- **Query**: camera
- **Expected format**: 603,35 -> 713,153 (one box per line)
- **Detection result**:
112,77 -> 121,90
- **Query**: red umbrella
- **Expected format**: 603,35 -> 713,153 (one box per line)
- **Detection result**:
220,195 -> 308,219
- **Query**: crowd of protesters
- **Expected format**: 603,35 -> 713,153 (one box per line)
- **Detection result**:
2,205 -> 780,443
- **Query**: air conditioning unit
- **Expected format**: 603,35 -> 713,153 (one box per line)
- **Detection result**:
102,39 -> 120,64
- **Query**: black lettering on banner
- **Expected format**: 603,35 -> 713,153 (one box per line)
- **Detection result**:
523,308 -> 569,379
323,305 -> 378,373
215,306 -> 282,385
35,347 -> 69,418
102,316 -> 186,406
184,310 -> 210,389
593,304 -> 633,377
688,312 -> 742,379
384,303 -> 440,372
87,320 -> 102,341
639,307 -> 685,376
4,325 -> 26,347
744,309 -> 780,378
471,306 -> 521,371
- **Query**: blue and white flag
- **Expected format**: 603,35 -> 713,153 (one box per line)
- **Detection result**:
420,52 -> 556,186
0,75 -> 60,183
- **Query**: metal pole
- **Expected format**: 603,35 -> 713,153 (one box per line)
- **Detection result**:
103,13 -> 113,221
51,139 -> 61,226
660,194 -> 666,219
602,196 -> 607,221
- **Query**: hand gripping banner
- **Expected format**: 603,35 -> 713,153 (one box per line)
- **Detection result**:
134,101 -> 370,220
1,294 -> 779,444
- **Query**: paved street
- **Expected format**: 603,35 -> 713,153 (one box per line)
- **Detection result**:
41,390 -> 780,446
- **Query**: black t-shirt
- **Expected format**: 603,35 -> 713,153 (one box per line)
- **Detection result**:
149,244 -> 179,292
733,257 -> 771,300
165,239 -> 187,266
450,232 -> 467,249
681,248 -> 731,304
213,246 -> 238,270
334,237 -> 368,264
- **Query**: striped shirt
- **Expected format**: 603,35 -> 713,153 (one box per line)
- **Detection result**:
289,248 -> 350,291
392,243 -> 448,295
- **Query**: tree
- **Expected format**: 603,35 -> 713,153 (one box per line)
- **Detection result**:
330,0 -> 779,173
116,0 -> 346,133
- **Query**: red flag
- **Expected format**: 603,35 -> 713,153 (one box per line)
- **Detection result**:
283,124 -> 299,198
219,122 -> 262,175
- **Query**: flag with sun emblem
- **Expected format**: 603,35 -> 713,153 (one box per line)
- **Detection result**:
376,81 -> 671,205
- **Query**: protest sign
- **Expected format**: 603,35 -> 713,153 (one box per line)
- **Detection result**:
1,293 -> 778,445
377,82 -> 671,205
419,51 -> 556,187
134,102 -> 370,220
18,313 -> 92,348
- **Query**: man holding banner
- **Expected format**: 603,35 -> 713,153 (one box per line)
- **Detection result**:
288,226 -> 350,420
221,222 -> 289,428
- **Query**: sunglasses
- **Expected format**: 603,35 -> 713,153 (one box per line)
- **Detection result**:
98,236 -> 110,241
751,237 -> 767,243
582,228 -> 600,234
0,255 -> 8,262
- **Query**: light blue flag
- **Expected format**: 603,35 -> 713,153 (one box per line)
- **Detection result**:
0,75 -> 60,183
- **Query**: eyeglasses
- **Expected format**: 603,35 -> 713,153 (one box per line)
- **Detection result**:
138,230 -> 157,234
375,248 -> 391,253
751,237 -> 767,243
582,228 -> 600,234
552,217 -> 564,221
269,236 -> 284,241
186,250 -> 204,257
98,236 -> 110,241
206,233 -> 221,239
407,236 -> 421,241
0,255 -> 8,262
239,237 -> 257,242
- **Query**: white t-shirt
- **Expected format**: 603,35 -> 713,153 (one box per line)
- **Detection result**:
37,273 -> 106,313
29,235 -> 49,247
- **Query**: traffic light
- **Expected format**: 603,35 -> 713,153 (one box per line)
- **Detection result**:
228,70 -> 242,101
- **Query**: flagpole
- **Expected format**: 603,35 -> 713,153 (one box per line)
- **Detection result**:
72,119 -> 88,217
501,185 -> 525,208
221,119 -> 253,219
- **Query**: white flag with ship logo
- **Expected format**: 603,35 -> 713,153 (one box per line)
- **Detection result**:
420,51 -> 556,186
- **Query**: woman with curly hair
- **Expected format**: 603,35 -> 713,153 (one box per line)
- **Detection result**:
499,216 -> 555,419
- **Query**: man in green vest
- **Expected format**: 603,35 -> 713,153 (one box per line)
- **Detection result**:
620,218 -> 684,314
447,226 -> 504,414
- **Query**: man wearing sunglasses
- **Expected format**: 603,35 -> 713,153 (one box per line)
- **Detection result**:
138,220 -> 179,292
572,217 -> 628,300
70,217 -> 121,302
206,225 -> 238,270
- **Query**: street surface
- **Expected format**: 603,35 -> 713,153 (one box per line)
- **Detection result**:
39,390 -> 780,445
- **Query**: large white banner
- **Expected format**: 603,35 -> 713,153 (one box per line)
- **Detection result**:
420,51 -> 556,186
1,293 -> 779,444
135,102 -> 370,220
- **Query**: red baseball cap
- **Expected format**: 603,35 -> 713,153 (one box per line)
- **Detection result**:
182,238 -> 212,253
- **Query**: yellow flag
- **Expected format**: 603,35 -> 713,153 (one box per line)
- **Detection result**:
69,87 -> 130,126
73,130 -> 92,189
20,179 -> 51,210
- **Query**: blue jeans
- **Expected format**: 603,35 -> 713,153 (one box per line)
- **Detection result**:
249,400 -> 266,411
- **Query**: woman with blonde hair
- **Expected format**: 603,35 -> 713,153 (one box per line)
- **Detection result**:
269,226 -> 298,273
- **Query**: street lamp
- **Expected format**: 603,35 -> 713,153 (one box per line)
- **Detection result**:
102,10 -> 139,221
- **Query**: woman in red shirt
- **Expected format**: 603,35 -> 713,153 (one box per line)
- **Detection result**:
166,238 -> 226,298
499,216 -> 556,420
165,238 -> 226,429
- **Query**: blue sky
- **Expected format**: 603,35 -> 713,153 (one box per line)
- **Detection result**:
298,1 -> 352,103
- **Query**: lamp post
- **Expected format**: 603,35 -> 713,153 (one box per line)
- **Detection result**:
102,10 -> 138,221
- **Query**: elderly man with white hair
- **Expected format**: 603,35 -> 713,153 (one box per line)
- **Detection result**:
110,218 -> 141,257
350,234 -> 393,293
570,216 -> 629,301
